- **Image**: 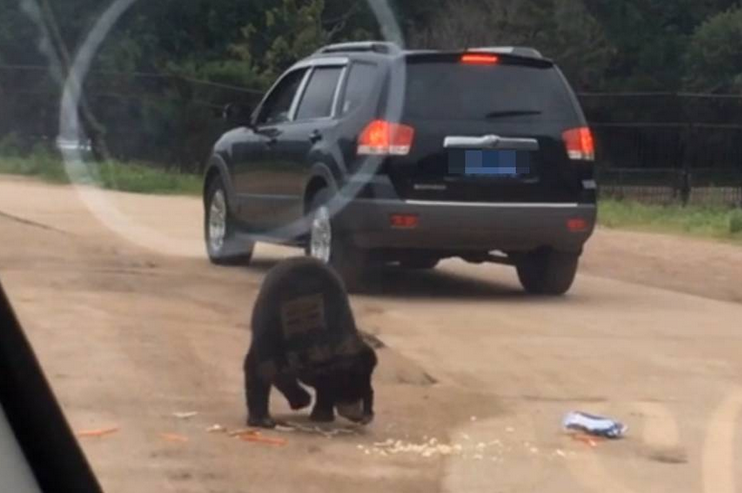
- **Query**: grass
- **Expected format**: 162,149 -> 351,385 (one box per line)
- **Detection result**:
599,199 -> 742,243
0,152 -> 201,196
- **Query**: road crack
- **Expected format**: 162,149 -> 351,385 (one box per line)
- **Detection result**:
0,210 -> 72,235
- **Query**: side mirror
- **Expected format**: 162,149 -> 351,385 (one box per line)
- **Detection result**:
223,103 -> 254,128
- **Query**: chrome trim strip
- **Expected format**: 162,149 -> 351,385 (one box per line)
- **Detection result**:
288,68 -> 314,122
404,200 -> 584,208
292,57 -> 349,70
444,135 -> 540,151
330,66 -> 349,118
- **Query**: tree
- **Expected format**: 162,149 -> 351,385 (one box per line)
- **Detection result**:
240,0 -> 330,81
584,0 -> 741,90
409,0 -> 614,90
5,0 -> 742,169
684,7 -> 742,93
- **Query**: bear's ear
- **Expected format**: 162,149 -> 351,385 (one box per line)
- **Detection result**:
369,347 -> 379,369
360,343 -> 378,370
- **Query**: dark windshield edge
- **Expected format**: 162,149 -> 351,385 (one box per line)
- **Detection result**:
485,110 -> 543,119
553,65 -> 588,126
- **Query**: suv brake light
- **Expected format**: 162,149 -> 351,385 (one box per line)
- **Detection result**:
562,127 -> 595,161
461,53 -> 499,65
358,120 -> 415,156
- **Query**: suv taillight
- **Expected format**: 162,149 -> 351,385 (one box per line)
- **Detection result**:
562,127 -> 595,161
358,120 -> 415,156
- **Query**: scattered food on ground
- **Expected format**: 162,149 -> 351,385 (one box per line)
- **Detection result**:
159,433 -> 189,443
275,421 -> 360,438
77,427 -> 119,438
570,433 -> 607,448
221,428 -> 287,446
239,434 -> 288,447
173,411 -> 199,420
227,429 -> 259,438
206,424 -> 226,433
359,437 -> 511,461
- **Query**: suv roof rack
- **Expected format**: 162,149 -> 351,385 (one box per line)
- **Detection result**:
315,41 -> 400,55
467,46 -> 543,59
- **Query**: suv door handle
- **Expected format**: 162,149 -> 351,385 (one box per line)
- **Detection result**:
309,130 -> 323,144
258,127 -> 280,147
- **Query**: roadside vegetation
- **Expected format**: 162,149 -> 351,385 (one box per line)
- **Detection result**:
600,199 -> 742,243
0,151 -> 201,196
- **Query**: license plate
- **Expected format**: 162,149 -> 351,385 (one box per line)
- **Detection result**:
448,149 -> 531,177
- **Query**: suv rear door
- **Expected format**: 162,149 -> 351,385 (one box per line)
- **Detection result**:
384,53 -> 592,204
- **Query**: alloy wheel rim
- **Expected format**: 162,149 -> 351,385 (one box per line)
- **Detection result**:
209,190 -> 227,253
310,206 -> 332,263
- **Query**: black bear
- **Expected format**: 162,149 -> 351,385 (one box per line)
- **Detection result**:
244,257 -> 377,429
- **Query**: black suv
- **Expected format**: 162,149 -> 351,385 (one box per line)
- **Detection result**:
203,42 -> 597,294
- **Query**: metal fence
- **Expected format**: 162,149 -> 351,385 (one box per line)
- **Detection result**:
579,93 -> 742,207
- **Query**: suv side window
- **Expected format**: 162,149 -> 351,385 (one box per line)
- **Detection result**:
257,69 -> 307,125
295,66 -> 344,121
340,62 -> 378,115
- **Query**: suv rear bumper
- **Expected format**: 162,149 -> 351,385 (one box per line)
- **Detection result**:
336,198 -> 596,253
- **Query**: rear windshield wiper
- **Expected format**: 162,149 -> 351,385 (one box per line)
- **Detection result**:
485,110 -> 542,118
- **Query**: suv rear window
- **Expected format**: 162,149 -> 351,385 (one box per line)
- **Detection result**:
341,62 -> 378,115
404,59 -> 579,123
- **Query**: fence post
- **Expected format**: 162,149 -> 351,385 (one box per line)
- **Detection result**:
680,123 -> 693,207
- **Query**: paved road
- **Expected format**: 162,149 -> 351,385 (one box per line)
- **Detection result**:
1,176 -> 740,493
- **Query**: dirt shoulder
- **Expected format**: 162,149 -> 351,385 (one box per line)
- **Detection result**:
582,227 -> 742,304
2,174 -> 741,306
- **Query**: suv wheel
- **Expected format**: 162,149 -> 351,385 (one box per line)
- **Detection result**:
516,249 -> 579,296
306,189 -> 367,291
205,178 -> 254,265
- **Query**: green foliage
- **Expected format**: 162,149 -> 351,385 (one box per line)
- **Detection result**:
600,199 -> 742,242
3,0 -> 742,172
230,0 -> 329,82
410,0 -> 614,89
0,133 -> 27,157
96,161 -> 202,195
0,148 -> 69,183
730,210 -> 742,234
76,0 -> 373,172
684,7 -> 742,92
0,152 -> 201,195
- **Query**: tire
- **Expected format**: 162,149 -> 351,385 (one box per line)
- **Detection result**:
204,177 -> 254,265
400,257 -> 440,270
306,189 -> 367,292
516,249 -> 579,296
